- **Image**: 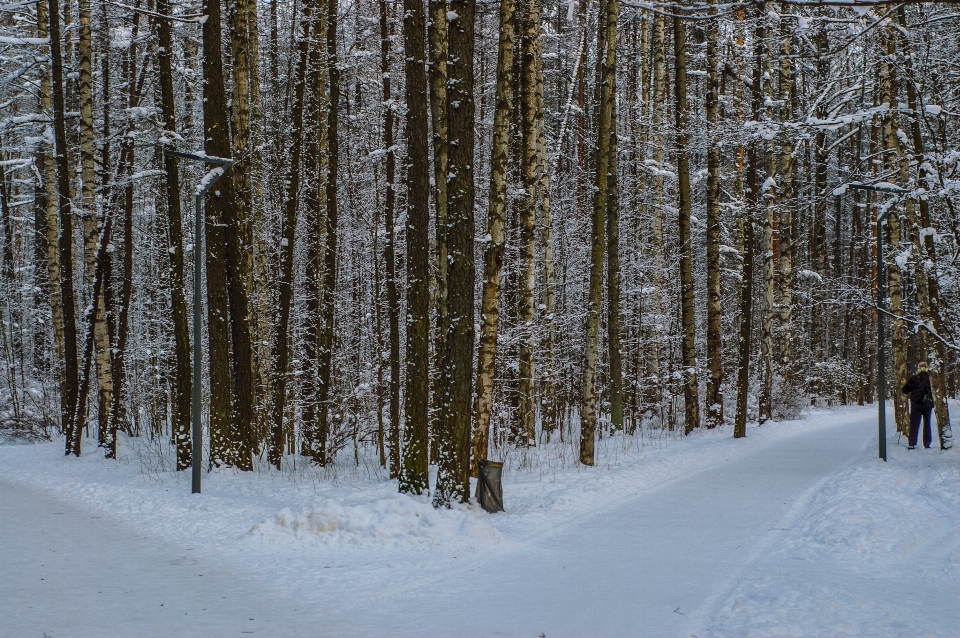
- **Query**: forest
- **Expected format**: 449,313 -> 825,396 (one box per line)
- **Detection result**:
0,0 -> 958,506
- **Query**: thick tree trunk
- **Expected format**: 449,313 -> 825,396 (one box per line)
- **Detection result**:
315,0 -> 341,466
434,0 -> 475,506
472,0 -> 515,470
604,3 -> 622,433
758,7 -> 775,424
300,3 -> 329,460
428,0 -> 449,448
704,0 -> 722,428
777,26 -> 794,384
202,0 -> 238,467
675,15 -> 699,435
399,0 -> 431,494
156,0 -> 191,470
47,0 -> 81,454
517,0 -> 539,447
535,16 -> 557,438
379,0 -> 401,476
734,154 -> 757,439
225,0 -> 257,471
580,0 -> 616,464
36,0 -> 66,406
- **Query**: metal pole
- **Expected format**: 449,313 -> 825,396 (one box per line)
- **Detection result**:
841,182 -> 905,463
192,191 -> 203,493
163,149 -> 233,495
877,221 -> 886,462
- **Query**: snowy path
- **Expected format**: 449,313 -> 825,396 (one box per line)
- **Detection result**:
318,409 -> 876,637
0,478 -> 306,637
3,408 -> 958,637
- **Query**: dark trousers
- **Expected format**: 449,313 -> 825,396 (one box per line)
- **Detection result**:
909,404 -> 933,448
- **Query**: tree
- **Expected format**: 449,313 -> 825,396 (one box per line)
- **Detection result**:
580,0 -> 616,465
399,0 -> 431,495
675,13 -> 699,435
473,0 -> 516,468
46,0 -> 81,455
201,0 -> 239,467
434,0 -> 476,505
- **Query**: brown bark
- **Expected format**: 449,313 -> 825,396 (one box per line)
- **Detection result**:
47,0 -> 82,454
433,0 -> 475,505
675,15 -> 699,435
472,0 -> 516,470
379,0 -> 400,475
580,0 -> 616,464
517,0 -> 538,447
314,0 -> 341,466
202,0 -> 238,467
157,0 -> 191,470
705,0 -> 722,428
399,0 -> 431,494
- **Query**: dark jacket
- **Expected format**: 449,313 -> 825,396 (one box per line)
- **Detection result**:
902,371 -> 932,406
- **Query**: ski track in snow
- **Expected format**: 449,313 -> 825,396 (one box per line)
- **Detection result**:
1,404 -> 958,637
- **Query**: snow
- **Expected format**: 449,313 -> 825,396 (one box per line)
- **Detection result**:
1,405 -> 957,636
248,495 -> 502,549
0,35 -> 49,45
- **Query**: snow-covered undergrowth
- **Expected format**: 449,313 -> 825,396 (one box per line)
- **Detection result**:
248,495 -> 503,548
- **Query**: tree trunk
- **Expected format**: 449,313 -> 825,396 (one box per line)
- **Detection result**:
428,0 -> 449,450
604,1 -> 622,433
517,0 -> 539,447
675,15 -> 699,434
202,0 -> 238,467
580,0 -> 615,464
758,7 -> 775,425
434,0 -> 475,506
704,0 -> 722,428
399,0 -> 431,494
225,0 -> 257,471
777,25 -> 794,384
36,0 -> 67,408
47,0 -> 81,454
472,0 -> 515,470
535,13 -> 557,438
315,0 -> 341,465
378,0 -> 401,476
157,0 -> 192,470
78,0 -> 115,444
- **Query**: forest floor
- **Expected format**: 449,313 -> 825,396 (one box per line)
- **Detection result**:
1,404 -> 958,637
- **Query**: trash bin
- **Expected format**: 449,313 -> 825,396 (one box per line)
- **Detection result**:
475,459 -> 504,513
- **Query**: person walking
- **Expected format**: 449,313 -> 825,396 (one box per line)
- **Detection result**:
902,362 -> 935,450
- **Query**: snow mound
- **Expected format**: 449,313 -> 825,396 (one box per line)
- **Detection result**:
248,494 -> 503,549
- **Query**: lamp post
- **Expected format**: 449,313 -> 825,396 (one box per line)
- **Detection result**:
842,181 -> 908,462
163,149 -> 234,494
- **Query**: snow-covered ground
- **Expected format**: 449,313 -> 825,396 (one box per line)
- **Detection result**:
1,405 -> 957,637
